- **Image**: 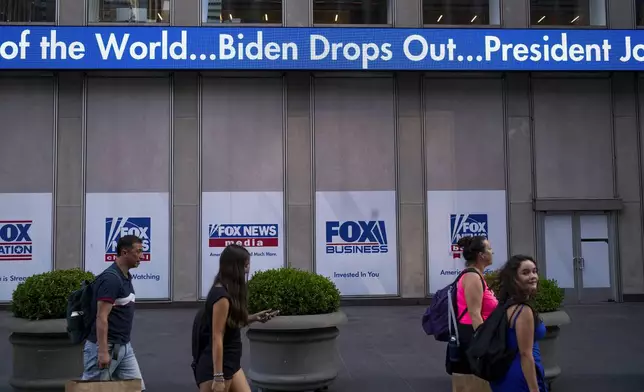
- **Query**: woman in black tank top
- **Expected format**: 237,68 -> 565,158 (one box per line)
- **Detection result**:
194,244 -> 276,392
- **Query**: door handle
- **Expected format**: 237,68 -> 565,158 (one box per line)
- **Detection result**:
573,257 -> 584,270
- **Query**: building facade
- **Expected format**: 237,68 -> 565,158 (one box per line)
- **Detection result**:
1,0 -> 644,304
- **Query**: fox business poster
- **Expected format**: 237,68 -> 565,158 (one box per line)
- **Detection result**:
0,193 -> 53,302
84,193 -> 170,300
315,191 -> 398,296
201,192 -> 285,299
426,190 -> 508,294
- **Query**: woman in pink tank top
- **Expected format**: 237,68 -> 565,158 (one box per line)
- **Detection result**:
448,235 -> 499,392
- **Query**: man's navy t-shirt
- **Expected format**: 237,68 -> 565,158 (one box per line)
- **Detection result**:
87,263 -> 136,345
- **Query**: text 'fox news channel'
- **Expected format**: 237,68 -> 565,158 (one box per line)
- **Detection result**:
0,275 -> 29,283
103,217 -> 160,282
3,27 -> 644,70
0,220 -> 33,262
0,220 -> 34,285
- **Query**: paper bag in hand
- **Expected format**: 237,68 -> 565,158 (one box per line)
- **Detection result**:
65,379 -> 142,392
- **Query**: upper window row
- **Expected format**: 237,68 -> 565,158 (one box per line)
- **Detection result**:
3,0 -> 643,26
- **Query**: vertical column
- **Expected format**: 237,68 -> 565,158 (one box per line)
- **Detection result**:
58,0 -> 85,25
614,74 -> 644,296
505,74 -> 536,257
286,73 -> 313,271
394,0 -> 422,27
284,0 -> 312,271
597,0 -> 640,297
397,73 -> 425,298
56,0 -> 84,271
55,73 -> 84,270
54,72 -> 85,269
172,73 -> 200,301
172,0 -> 201,301
174,0 -> 201,25
284,0 -> 311,26
501,0 -> 528,28
608,0 -> 635,29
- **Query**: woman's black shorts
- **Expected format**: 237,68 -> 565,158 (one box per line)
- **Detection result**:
193,348 -> 241,386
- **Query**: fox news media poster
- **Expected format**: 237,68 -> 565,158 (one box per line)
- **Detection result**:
315,191 -> 398,296
0,193 -> 53,302
84,193 -> 170,300
426,190 -> 508,294
200,192 -> 285,299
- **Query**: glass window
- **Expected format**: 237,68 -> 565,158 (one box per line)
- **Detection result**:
313,0 -> 390,25
88,0 -> 170,23
202,0 -> 282,24
423,0 -> 500,25
0,0 -> 55,23
635,0 -> 644,26
531,0 -> 606,26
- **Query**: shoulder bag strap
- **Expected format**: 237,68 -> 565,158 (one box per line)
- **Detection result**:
508,304 -> 525,328
456,268 -> 487,322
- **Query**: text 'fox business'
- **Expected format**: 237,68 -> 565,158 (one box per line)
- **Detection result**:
325,220 -> 389,254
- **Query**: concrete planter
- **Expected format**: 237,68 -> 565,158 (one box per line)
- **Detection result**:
246,311 -> 348,392
539,309 -> 572,390
5,317 -> 82,392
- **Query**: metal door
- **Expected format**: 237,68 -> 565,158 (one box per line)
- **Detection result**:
540,212 -> 616,304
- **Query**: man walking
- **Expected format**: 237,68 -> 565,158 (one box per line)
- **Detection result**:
82,234 -> 146,390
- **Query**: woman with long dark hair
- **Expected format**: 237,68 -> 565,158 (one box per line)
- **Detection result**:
194,244 -> 276,392
490,255 -> 548,392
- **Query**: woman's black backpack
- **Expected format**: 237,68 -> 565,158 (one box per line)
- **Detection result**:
191,305 -> 209,374
466,300 -> 533,382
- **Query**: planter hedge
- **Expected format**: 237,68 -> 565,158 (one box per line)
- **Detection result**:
248,267 -> 341,316
7,268 -> 96,392
11,268 -> 96,321
246,268 -> 345,392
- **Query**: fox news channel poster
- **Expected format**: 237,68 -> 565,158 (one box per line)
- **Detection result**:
84,193 -> 170,300
200,192 -> 285,299
315,191 -> 398,296
0,193 -> 53,302
426,190 -> 508,294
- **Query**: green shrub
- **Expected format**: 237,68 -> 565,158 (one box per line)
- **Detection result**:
533,278 -> 565,313
11,268 -> 96,320
484,270 -> 564,313
247,268 -> 341,316
484,269 -> 501,295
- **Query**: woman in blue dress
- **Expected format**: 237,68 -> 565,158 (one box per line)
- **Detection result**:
491,255 -> 548,392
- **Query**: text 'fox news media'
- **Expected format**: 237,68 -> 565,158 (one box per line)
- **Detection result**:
207,224 -> 279,258
3,27 -> 644,70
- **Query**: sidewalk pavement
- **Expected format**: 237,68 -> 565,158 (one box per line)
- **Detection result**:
1,303 -> 644,392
